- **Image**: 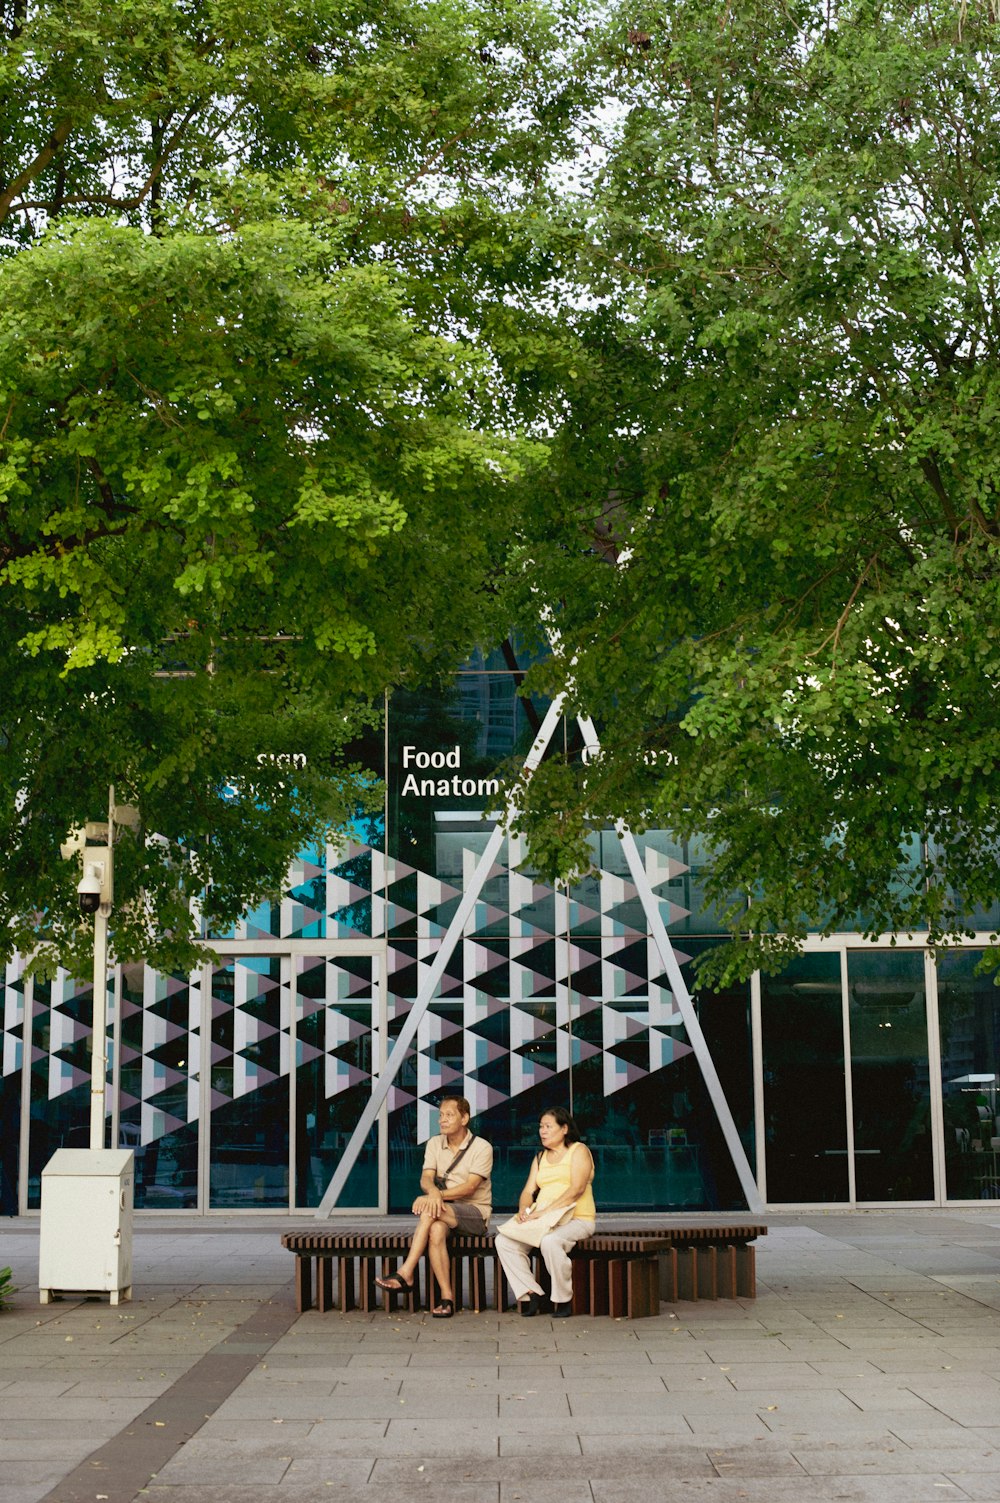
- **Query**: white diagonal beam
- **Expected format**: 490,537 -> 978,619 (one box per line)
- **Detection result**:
577,715 -> 764,1215
315,696 -> 566,1217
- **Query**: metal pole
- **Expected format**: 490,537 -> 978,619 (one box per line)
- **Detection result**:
88,784 -> 115,1151
89,907 -> 109,1150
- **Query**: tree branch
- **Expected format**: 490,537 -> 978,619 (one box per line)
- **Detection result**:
0,118 -> 73,224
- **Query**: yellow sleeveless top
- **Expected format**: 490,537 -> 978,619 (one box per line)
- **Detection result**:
535,1141 -> 596,1220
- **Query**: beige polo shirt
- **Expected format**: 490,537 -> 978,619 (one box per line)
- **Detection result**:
422,1132 -> 493,1223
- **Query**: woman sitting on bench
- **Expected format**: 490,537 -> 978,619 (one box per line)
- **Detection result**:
495,1107 -> 596,1319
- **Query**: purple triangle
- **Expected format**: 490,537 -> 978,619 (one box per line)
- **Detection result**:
570,993 -> 603,1019
465,993 -> 509,1021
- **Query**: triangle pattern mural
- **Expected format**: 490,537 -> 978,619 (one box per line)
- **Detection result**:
24,834 -> 707,1160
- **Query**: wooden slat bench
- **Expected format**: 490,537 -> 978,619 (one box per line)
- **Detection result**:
606,1223 -> 767,1303
282,1221 -> 766,1319
280,1231 -> 422,1315
567,1235 -> 673,1318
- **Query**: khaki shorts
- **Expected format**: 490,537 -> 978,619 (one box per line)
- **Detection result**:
451,1201 -> 489,1233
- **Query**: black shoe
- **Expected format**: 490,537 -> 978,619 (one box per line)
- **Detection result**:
551,1301 -> 572,1318
519,1292 -> 545,1317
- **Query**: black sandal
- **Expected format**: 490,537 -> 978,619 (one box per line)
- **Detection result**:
375,1272 -> 414,1294
431,1298 -> 455,1318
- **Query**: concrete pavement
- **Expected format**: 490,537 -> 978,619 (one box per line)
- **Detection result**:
2,1211 -> 1000,1503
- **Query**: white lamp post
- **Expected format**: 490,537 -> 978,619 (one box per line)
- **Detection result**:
83,844 -> 113,1149
59,785 -> 139,1148
38,788 -> 140,1305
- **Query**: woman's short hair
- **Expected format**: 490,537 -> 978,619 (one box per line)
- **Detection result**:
541,1106 -> 580,1143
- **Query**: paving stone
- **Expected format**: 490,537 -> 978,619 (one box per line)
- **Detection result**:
592,1478 -> 975,1502
278,1457 -> 376,1486
942,1473 -> 1000,1502
143,1488 -> 393,1503
152,1454 -> 293,1483
887,1426 -> 1000,1447
497,1432 -> 582,1456
498,1486 -> 593,1503
671,1417 -> 773,1440
706,1447 -> 808,1476
792,1443 -> 1000,1474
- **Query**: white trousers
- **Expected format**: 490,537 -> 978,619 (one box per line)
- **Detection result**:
495,1218 -> 597,1306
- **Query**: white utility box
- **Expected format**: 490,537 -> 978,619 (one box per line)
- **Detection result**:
38,1149 -> 134,1305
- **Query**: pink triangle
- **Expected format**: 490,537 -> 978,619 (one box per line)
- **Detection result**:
150,1064 -> 188,1092
157,1018 -> 188,1044
465,992 -> 509,1021
509,1006 -> 553,1043
330,839 -> 369,864
649,1028 -> 695,1064
463,1081 -> 508,1112
570,993 -> 603,1018
468,942 -> 509,971
603,934 -> 642,956
288,905 -> 323,926
620,972 -> 650,993
237,1017 -> 278,1044
468,1039 -> 509,1065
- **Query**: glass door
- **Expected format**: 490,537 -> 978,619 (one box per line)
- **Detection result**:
938,949 -> 1000,1201
208,956 -> 290,1208
760,951 -> 850,1203
293,953 -> 384,1210
846,949 -> 933,1201
206,946 -> 385,1211
760,944 -> 937,1205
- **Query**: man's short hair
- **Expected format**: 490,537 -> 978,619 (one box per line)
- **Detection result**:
439,1094 -> 471,1120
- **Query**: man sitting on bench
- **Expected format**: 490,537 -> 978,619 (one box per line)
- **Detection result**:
375,1095 -> 493,1318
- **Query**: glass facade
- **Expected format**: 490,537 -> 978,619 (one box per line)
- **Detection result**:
4,654 -> 1000,1213
938,950 -> 1000,1200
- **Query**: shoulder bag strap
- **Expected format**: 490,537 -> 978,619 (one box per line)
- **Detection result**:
441,1134 -> 475,1181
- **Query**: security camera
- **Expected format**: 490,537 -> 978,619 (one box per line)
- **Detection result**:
78,865 -> 103,915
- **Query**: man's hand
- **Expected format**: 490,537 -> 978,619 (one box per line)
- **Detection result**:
412,1192 -> 444,1217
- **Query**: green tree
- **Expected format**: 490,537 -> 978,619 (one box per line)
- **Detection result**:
0,0 -> 591,974
509,0 -> 1000,980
